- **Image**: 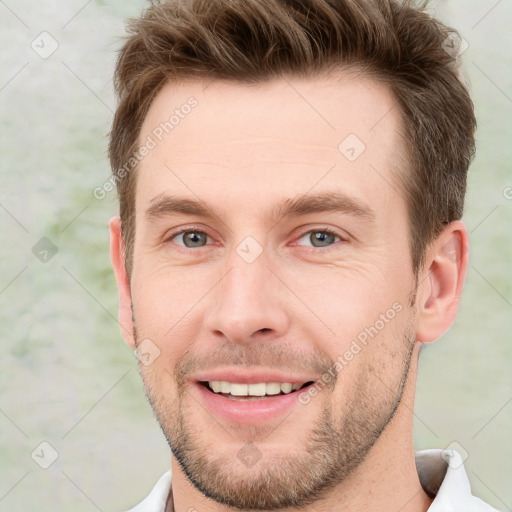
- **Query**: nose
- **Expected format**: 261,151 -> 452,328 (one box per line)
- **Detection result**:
202,247 -> 290,344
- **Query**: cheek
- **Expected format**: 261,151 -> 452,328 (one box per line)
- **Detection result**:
328,308 -> 415,415
131,263 -> 213,335
280,261 -> 402,337
300,268 -> 412,382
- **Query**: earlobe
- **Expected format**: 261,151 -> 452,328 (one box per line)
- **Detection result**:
109,216 -> 136,348
416,221 -> 469,344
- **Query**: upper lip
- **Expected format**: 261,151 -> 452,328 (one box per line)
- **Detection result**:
191,368 -> 318,385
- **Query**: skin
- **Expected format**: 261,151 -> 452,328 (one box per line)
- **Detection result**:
110,72 -> 469,512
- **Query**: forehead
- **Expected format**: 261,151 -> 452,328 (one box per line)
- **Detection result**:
136,73 -> 408,221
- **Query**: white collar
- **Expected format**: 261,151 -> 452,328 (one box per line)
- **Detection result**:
416,449 -> 499,511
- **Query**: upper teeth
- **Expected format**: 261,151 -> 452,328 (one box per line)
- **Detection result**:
208,381 -> 304,396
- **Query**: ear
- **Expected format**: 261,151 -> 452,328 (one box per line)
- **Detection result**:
415,220 -> 469,344
109,216 -> 136,348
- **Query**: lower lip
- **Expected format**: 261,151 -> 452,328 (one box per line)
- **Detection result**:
193,382 -> 313,425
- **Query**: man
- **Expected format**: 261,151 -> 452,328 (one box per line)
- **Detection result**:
107,0 -> 499,510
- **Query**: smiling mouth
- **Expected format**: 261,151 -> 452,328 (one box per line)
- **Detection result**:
199,381 -> 315,400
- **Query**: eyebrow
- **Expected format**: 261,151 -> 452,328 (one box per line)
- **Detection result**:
145,191 -> 376,228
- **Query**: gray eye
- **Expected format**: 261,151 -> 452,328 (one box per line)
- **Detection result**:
176,231 -> 209,248
311,231 -> 336,247
297,230 -> 340,248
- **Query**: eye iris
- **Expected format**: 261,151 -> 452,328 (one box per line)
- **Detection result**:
311,231 -> 335,247
184,232 -> 206,248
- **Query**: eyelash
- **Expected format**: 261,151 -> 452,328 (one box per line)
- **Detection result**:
164,226 -> 345,252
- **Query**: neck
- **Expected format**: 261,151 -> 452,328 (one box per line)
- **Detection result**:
168,343 -> 433,512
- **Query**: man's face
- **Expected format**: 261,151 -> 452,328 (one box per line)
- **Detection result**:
129,74 -> 420,509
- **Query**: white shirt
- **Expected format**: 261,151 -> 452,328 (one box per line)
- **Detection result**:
125,449 -> 501,512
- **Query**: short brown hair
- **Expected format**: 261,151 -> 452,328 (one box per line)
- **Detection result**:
109,0 -> 476,278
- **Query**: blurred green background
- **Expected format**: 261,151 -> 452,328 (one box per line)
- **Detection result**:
0,1 -> 510,510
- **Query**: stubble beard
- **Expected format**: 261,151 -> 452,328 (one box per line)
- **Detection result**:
135,322 -> 416,510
